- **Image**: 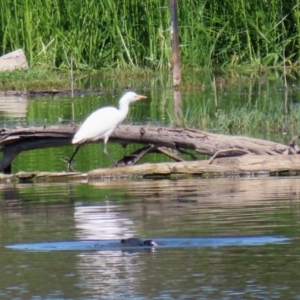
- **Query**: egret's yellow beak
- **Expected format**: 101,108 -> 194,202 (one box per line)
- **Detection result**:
137,94 -> 147,100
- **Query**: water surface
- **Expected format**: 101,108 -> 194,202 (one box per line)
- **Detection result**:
1,71 -> 300,299
1,177 -> 300,299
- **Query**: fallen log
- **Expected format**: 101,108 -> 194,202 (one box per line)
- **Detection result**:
0,124 -> 298,175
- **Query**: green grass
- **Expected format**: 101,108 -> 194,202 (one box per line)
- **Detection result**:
0,67 -> 70,90
0,0 -> 300,69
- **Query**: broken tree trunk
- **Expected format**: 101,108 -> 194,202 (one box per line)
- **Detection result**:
0,124 -> 298,176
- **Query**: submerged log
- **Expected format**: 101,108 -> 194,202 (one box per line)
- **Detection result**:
0,124 -> 298,175
89,154 -> 300,178
0,154 -> 300,182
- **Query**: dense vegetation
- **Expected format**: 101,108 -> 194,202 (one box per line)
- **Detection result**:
0,0 -> 299,69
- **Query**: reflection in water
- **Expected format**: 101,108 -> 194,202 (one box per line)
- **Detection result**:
74,203 -> 145,299
0,177 -> 300,299
173,89 -> 182,127
0,95 -> 27,121
77,251 -> 152,299
89,177 -> 300,237
74,204 -> 136,240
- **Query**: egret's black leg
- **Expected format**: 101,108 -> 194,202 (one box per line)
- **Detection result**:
66,145 -> 81,172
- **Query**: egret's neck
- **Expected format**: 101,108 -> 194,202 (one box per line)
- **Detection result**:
118,100 -> 131,117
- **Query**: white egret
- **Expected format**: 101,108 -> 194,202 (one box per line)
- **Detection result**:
120,238 -> 157,247
67,91 -> 147,170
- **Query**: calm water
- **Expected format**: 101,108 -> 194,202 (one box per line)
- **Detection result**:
0,177 -> 300,299
1,71 -> 300,299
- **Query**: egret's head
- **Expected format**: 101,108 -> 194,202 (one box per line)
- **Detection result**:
120,91 -> 147,105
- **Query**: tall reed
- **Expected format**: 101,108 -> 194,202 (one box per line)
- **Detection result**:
0,0 -> 299,69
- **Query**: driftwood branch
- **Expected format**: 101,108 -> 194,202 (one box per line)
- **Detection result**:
116,144 -> 156,166
0,124 -> 298,173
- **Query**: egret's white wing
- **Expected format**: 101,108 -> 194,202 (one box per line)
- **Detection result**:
72,107 -> 124,144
